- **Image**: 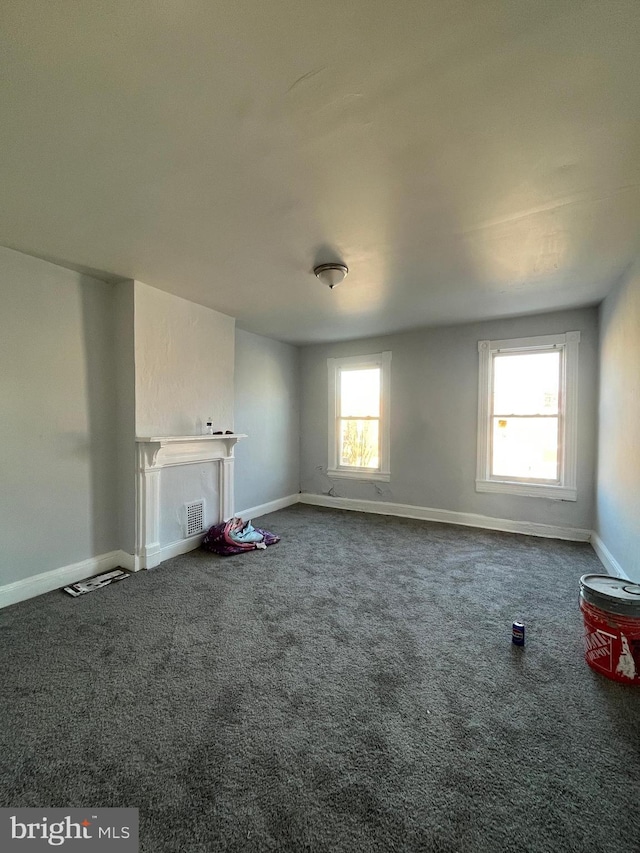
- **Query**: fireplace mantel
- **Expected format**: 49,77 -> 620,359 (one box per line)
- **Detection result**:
136,434 -> 247,469
135,434 -> 246,570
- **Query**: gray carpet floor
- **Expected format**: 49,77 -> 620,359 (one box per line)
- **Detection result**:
1,505 -> 639,852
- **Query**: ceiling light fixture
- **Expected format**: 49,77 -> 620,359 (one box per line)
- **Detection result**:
314,263 -> 348,289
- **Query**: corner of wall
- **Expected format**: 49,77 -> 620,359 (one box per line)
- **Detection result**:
595,265 -> 640,581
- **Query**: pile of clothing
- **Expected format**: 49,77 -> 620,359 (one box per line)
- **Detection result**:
202,517 -> 280,557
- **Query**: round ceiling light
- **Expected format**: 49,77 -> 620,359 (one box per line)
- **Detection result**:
314,263 -> 348,289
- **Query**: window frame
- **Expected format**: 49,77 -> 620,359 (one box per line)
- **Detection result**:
327,351 -> 391,481
476,332 -> 580,501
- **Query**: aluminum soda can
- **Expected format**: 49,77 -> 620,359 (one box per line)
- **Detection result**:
512,621 -> 525,646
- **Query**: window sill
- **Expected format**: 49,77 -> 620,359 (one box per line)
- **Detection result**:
475,479 -> 577,501
327,468 -> 390,482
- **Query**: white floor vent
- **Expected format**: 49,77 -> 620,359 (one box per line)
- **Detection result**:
184,500 -> 205,537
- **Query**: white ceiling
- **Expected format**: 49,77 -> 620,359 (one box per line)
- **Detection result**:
1,0 -> 639,344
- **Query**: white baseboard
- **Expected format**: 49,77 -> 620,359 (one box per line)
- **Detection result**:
144,496 -> 300,570
590,533 -> 630,579
151,533 -> 206,567
298,493 -> 592,542
0,549 -> 130,610
235,493 -> 300,522
114,536 -> 209,572
118,535 -> 206,572
0,494 -> 601,609
117,552 -> 141,572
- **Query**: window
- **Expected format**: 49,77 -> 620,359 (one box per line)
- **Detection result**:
327,352 -> 391,481
476,332 -> 580,500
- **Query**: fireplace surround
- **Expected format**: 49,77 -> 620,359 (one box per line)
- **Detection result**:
135,434 -> 246,569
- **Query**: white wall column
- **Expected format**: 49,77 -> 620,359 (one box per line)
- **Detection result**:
219,457 -> 235,523
137,460 -> 162,569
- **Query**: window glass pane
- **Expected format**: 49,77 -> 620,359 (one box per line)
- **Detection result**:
493,352 -> 560,415
340,368 -> 380,417
492,417 -> 558,480
339,419 -> 379,468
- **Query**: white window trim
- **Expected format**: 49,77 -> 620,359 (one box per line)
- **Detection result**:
327,351 -> 391,482
476,331 -> 580,501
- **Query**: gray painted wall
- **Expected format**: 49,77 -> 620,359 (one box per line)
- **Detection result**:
234,330 -> 300,514
0,243 -> 605,596
0,247 -> 118,585
114,281 -> 136,555
596,267 -> 640,580
300,308 -> 599,532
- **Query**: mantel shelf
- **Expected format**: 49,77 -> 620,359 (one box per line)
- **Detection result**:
136,433 -> 247,473
136,434 -> 247,443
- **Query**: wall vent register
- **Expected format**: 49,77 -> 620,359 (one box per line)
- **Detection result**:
185,500 -> 205,537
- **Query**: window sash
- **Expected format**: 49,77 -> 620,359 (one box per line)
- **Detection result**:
489,347 -> 563,485
337,415 -> 381,470
491,426 -> 561,478
327,352 -> 391,481
337,365 -> 381,470
476,333 -> 580,501
338,365 -> 381,419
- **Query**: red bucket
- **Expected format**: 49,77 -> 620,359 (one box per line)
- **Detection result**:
579,574 -> 640,684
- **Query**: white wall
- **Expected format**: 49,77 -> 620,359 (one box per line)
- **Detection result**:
133,281 -> 236,547
300,307 -> 598,533
134,281 -> 235,436
0,247 -> 118,586
234,330 -> 300,514
158,465 -> 220,547
596,266 -> 640,580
